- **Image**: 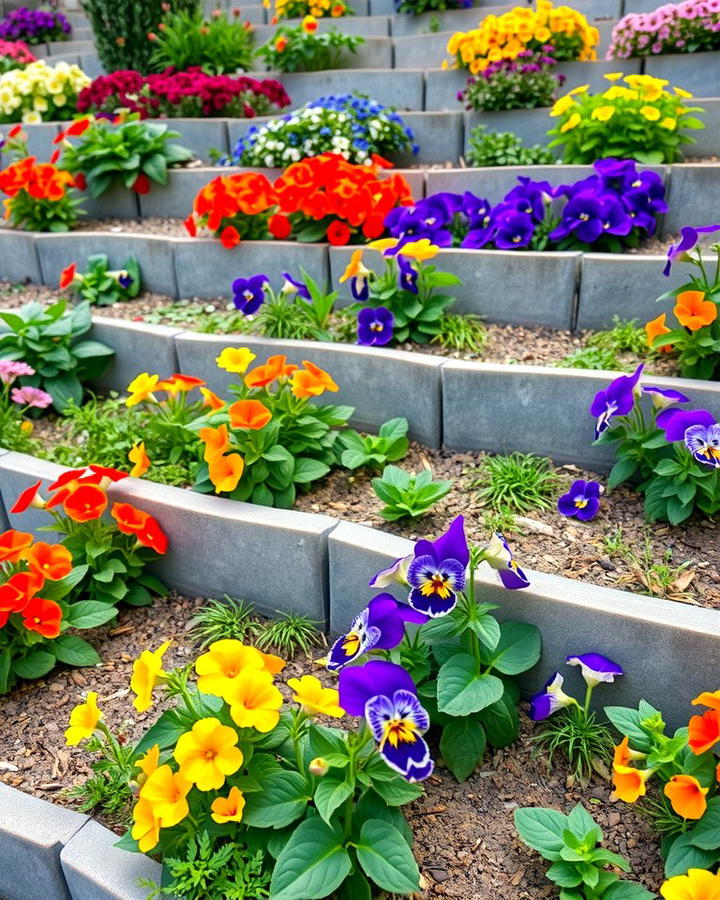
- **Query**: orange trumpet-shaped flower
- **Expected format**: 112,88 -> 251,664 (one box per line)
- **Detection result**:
0,529 -> 33,563
664,774 -> 709,820
613,735 -> 646,767
211,785 -> 246,824
6,570 -> 45,610
200,387 -> 225,411
134,515 -> 168,555
228,399 -> 272,430
0,581 -> 25,613
290,361 -> 339,399
692,690 -> 720,710
674,290 -> 718,332
10,480 -> 45,514
156,374 -> 205,395
128,441 -> 151,478
689,709 -> 720,755
111,502 -> 148,535
612,763 -> 653,802
22,595 -> 62,638
200,424 -> 231,463
208,453 -> 245,494
24,542 -> 73,581
645,313 -> 672,350
62,484 -> 108,522
244,354 -> 297,388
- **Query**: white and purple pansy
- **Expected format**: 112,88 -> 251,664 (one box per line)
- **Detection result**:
566,653 -> 624,688
479,533 -> 530,590
657,408 -> 720,468
406,515 -> 469,617
528,673 -> 577,721
369,554 -> 412,589
641,385 -> 690,411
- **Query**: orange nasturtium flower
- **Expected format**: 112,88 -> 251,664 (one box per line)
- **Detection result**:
65,692 -> 102,746
211,786 -> 246,824
0,581 -> 25,614
674,290 -> 718,331
131,641 -> 171,713
111,502 -> 148,534
228,399 -> 272,430
156,374 -> 205,395
62,484 -> 108,522
139,764 -> 191,827
664,774 -> 709,820
244,354 -> 297,388
199,424 -> 231,463
226,667 -> 283,732
174,717 -> 244,791
5,570 -> 45,608
200,387 -> 225,411
645,313 -> 672,350
688,709 -> 720,755
208,452 -> 245,494
290,361 -> 339,398
0,529 -> 33,563
612,735 -> 646,767
24,542 -> 73,581
22,596 -> 63,638
128,441 -> 151,477
134,515 -> 168,555
611,763 -> 654,802
661,868 -> 720,900
137,744 -> 161,781
692,690 -> 720,710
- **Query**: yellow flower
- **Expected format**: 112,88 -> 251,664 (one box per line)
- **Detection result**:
131,641 -> 170,713
195,639 -> 284,699
397,239 -> 439,261
137,744 -> 160,780
287,675 -> 343,718
128,440 -> 150,477
339,248 -> 371,285
126,373 -> 159,407
550,94 -> 576,117
226,667 -> 283,732
367,237 -> 400,253
215,347 -> 256,374
640,105 -> 661,121
131,798 -> 161,852
568,83 -> 589,95
211,786 -> 246,824
603,72 -> 623,82
139,764 -> 191,827
65,691 -> 102,746
591,105 -> 615,122
674,86 -> 693,98
661,868 -> 720,900
174,717 -> 244,791
660,117 -> 677,131
560,112 -> 582,133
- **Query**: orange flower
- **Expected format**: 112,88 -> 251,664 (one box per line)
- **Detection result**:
290,361 -> 339,398
692,691 -> 720,710
59,262 -> 77,289
0,581 -> 25,613
111,502 -> 148,535
275,35 -> 288,52
0,529 -> 33,563
612,735 -> 646,767
62,484 -> 108,522
689,709 -> 720,755
10,480 -> 45,514
301,14 -> 318,32
22,595 -> 62,638
208,453 -> 245,494
156,374 -> 205,395
244,354 -> 297,388
645,313 -> 672,350
664,775 -> 709,820
200,388 -> 225,411
128,441 -> 150,477
674,290 -> 718,331
133,516 -> 168,555
211,786 -> 246,824
612,764 -> 653,802
228,399 -> 272,430
24,542 -> 73,581
200,424 -> 231,463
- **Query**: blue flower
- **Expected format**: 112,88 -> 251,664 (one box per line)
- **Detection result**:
557,480 -> 602,521
641,385 -> 690,410
357,306 -> 394,346
566,653 -> 624,688
663,224 -> 720,276
231,274 -> 269,315
528,673 -> 577,721
406,516 -> 469,617
589,364 -> 644,439
281,272 -> 311,301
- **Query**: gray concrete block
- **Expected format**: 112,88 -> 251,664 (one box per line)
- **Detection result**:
24,121 -> 62,162
464,107 -> 556,157
426,164 -> 597,198
139,166 -> 239,219
684,97 -> 720,159
0,451 -> 65,539
0,231 -> 42,284
556,57 -> 641,90
330,246 -> 579,328
0,783 -> 87,900
425,67 -> 467,111
46,39 -> 93,54
255,37 -> 393,70
107,476 -> 338,624
644,51 -> 720,98
576,253 -> 669,331
397,111 -> 463,164
174,237 -> 328,299
251,15 -> 391,41
568,0 -> 620,18
61,819 -> 162,900
87,316 -> 183,394
77,51 -> 104,79
393,31 -> 452,69
327,519 -> 720,731
75,182 -> 141,220
266,68 -> 424,109
35,233 -> 178,298
175,332 -> 445,446
663,164 -> 720,236
622,0 -> 665,10
144,118 -> 230,164
237,4 -> 267,21
390,5 -> 515,37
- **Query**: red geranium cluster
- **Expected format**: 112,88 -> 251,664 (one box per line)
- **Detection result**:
76,68 -> 290,120
185,153 -> 414,248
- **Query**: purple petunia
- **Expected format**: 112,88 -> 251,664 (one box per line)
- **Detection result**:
566,653 -> 624,688
590,363 -> 644,439
642,385 -> 690,410
663,224 -> 720,276
557,480 -> 602,521
231,274 -> 268,314
357,306 -> 394,346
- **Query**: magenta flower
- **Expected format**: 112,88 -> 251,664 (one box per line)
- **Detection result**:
10,385 -> 53,409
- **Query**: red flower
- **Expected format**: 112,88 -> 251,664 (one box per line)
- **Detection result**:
220,225 -> 240,249
66,118 -> 91,137
0,581 -> 25,613
22,596 -> 62,639
62,484 -> 108,522
88,465 -> 129,483
110,502 -> 148,535
326,220 -> 351,246
135,516 -> 168,555
11,480 -> 44,514
132,173 -> 151,194
74,172 -> 87,191
49,149 -> 60,165
59,263 -> 76,289
268,213 -> 292,239
8,125 -> 22,139
5,570 -> 45,610
184,215 -> 197,237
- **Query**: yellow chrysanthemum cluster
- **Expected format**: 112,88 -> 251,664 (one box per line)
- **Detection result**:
0,60 -> 90,124
264,0 -> 349,21
445,0 -> 599,74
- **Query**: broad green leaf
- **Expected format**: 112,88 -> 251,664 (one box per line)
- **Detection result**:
478,692 -> 520,748
64,601 -> 119,629
355,819 -> 420,895
53,635 -> 100,667
313,773 -> 354,826
437,653 -> 504,716
486,621 -> 541,675
13,650 -> 56,680
134,709 -> 187,755
269,818 -> 351,900
514,807 -> 568,860
603,882 -> 656,900
688,797 -> 720,850
439,718 -> 486,782
664,831 -> 718,878
243,771 -> 311,829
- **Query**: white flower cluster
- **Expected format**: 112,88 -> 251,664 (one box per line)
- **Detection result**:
0,60 -> 90,123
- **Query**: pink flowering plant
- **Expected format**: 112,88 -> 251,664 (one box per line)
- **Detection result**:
608,0 -> 720,59
0,360 -> 49,451
0,38 -> 35,73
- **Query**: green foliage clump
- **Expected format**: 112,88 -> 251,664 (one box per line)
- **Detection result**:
149,7 -> 254,75
466,125 -> 555,167
189,597 -> 263,648
338,417 -> 409,470
256,612 -> 322,656
469,452 -> 561,513
67,734 -> 135,824
433,313 -> 487,354
559,318 -> 649,371
372,464 -> 452,520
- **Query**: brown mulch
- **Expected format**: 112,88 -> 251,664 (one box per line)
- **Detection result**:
0,592 -> 664,899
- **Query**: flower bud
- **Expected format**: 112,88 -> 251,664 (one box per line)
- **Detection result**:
309,757 -> 329,777
147,31 -> 158,41
212,8 -> 222,17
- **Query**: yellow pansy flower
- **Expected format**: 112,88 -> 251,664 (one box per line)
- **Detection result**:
591,105 -> 615,122
287,675 -> 344,717
65,692 -> 102,746
560,112 -> 582,132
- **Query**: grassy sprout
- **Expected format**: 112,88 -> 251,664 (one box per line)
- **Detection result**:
256,612 -> 322,657
469,452 -> 561,513
189,597 -> 263,648
558,318 -> 649,371
532,706 -> 616,786
433,314 -> 487,355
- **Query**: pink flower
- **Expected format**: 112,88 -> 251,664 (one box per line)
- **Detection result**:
0,359 -> 34,385
10,385 -> 52,409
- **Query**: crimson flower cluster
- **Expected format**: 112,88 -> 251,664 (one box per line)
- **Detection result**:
76,68 -> 290,120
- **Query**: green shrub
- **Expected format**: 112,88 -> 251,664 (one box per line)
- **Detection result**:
466,125 -> 555,167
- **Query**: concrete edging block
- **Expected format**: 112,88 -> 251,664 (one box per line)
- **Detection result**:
0,230 -> 42,284
393,31 -> 452,69
175,331 -> 445,447
0,451 -> 65,539
682,97 -> 720,159
88,316 -> 183,394
326,519 -> 720,732
643,51 -> 720,98
76,182 -> 140,220
662,164 -> 720,236
396,110 -> 463,164
143,118 -> 230,164
60,819 -> 162,900
576,253 -> 669,331
253,14 -> 390,39
264,68 -> 424,110
0,782 -> 87,900
464,107 -> 555,156
107,476 -> 338,624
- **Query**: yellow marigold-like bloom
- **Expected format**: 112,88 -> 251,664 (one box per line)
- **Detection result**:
287,675 -> 344,717
131,798 -> 161,852
126,373 -> 159,408
660,117 -> 677,131
591,105 -> 615,122
226,667 -> 283,732
211,786 -> 246,824
397,238 -> 439,261
139,764 -> 191,827
131,641 -> 170,713
215,347 -> 256,374
128,440 -> 150,477
560,112 -> 582,133
568,83 -> 589,95
174,717 -> 244,791
640,105 -> 661,121
65,691 -> 102,746
195,639 -> 284,699
660,868 -> 720,900
550,94 -> 576,117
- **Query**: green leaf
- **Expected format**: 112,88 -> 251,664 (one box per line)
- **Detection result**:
64,601 -> 118,629
313,773 -> 354,826
437,653 -> 504,716
546,861 -> 583,888
368,770 -> 423,806
134,709 -> 187,755
567,804 -> 601,842
439,718 -> 486,782
53,635 -> 100,667
664,831 -> 719,878
44,372 -> 83,412
603,705 -> 655,753
293,457 -> 330,484
355,819 -> 420,895
243,771 -> 311,829
269,818 -> 351,900
688,797 -> 720,850
13,650 -> 56,680
514,807 -> 568,861
486,622 -> 541,675
603,882 -> 656,900
478,692 -> 520,748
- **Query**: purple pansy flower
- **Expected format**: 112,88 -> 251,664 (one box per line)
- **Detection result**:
117,273 -> 133,289
479,533 -> 530,590
357,306 -> 394,346
338,660 -> 433,782
663,224 -> 720,276
566,653 -> 624,688
656,407 -> 716,440
642,385 -> 690,410
231,274 -> 269,314
493,208 -> 535,250
684,421 -> 720,468
281,271 -> 311,301
528,673 -> 577,721
327,594 -> 428,671
406,515 -> 469,617
397,254 -> 419,294
557,480 -> 602,521
590,363 -> 644,439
